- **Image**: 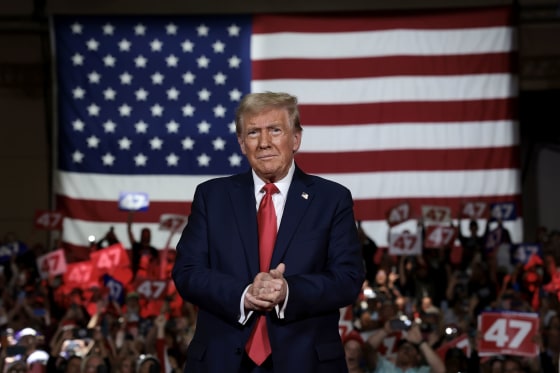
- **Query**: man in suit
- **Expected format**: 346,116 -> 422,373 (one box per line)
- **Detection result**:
172,91 -> 365,372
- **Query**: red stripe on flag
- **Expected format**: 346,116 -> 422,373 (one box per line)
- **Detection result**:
295,146 -> 520,173
253,53 -> 513,80
253,7 -> 512,33
298,98 -> 515,125
56,195 -> 191,223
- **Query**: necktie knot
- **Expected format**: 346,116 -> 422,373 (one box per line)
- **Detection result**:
262,183 -> 279,196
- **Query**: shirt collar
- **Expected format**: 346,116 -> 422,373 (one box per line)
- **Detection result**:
252,161 -> 295,197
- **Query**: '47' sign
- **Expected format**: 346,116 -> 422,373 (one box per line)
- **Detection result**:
388,231 -> 422,256
478,312 -> 539,357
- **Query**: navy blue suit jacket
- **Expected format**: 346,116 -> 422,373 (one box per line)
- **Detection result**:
172,166 -> 364,372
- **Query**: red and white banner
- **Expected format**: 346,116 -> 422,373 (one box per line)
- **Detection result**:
36,249 -> 67,279
34,210 -> 64,231
388,230 -> 422,256
478,311 -> 539,357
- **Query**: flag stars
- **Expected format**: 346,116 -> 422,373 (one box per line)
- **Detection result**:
87,103 -> 100,116
72,119 -> 85,131
166,87 -> 180,100
197,153 -> 211,167
103,87 -> 116,100
181,104 -> 195,117
102,153 -> 115,166
151,72 -> 164,85
70,22 -> 83,34
134,153 -> 148,166
72,87 -> 85,99
228,121 -> 236,133
182,71 -> 195,84
72,53 -> 84,66
102,23 -> 114,35
118,39 -> 132,52
197,121 -> 211,134
118,137 -> 132,150
197,55 -> 210,68
118,103 -> 132,116
228,24 -> 241,36
212,40 -> 225,53
150,137 -> 163,150
181,137 -> 194,150
150,104 -> 164,117
212,137 -> 226,150
166,120 -> 180,133
197,24 -> 209,36
213,104 -> 226,118
134,24 -> 146,36
166,23 -> 178,35
150,39 -> 163,52
87,135 -> 100,148
135,88 -> 148,101
120,72 -> 133,85
181,39 -> 194,53
86,38 -> 99,51
103,54 -> 116,67
72,150 -> 84,163
135,120 -> 148,133
88,71 -> 101,84
166,153 -> 179,166
229,88 -> 242,101
229,153 -> 243,167
103,120 -> 117,133
198,88 -> 211,101
228,55 -> 241,68
213,72 -> 227,85
166,54 -> 179,67
134,55 -> 147,68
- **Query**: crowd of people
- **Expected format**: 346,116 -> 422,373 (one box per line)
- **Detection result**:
0,217 -> 558,372
341,219 -> 560,373
1,90 -> 558,372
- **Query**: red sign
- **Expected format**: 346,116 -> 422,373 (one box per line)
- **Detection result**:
136,279 -> 168,300
478,312 -> 539,357
63,261 -> 97,289
36,249 -> 67,279
386,202 -> 410,227
424,225 -> 457,249
159,214 -> 188,232
437,334 -> 471,361
378,331 -> 404,360
388,231 -> 422,256
421,205 -> 451,224
90,243 -> 130,274
33,210 -> 64,230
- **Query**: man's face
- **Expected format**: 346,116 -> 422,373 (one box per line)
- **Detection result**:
237,108 -> 301,183
396,342 -> 419,367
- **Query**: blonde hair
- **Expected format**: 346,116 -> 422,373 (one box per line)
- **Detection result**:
235,91 -> 302,135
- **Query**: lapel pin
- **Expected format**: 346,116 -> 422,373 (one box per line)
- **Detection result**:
301,192 -> 308,200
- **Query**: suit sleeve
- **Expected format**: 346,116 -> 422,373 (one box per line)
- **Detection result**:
171,184 -> 250,325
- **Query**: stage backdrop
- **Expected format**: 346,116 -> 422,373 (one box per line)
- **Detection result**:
51,6 -> 521,255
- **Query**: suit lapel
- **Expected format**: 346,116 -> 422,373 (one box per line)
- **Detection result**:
271,167 -> 314,268
229,172 -> 260,276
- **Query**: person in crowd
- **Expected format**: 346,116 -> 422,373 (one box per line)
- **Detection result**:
367,320 -> 446,373
172,91 -> 364,372
127,212 -> 159,280
357,221 -> 379,286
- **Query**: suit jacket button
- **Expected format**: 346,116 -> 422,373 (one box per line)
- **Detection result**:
235,347 -> 243,355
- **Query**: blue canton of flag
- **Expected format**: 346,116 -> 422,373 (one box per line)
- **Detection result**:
54,16 -> 251,176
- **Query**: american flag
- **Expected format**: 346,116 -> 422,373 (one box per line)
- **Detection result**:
52,7 -> 521,256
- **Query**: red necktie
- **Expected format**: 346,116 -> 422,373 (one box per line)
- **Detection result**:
245,183 -> 279,365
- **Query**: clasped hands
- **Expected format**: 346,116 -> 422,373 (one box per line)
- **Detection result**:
244,263 -> 287,312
